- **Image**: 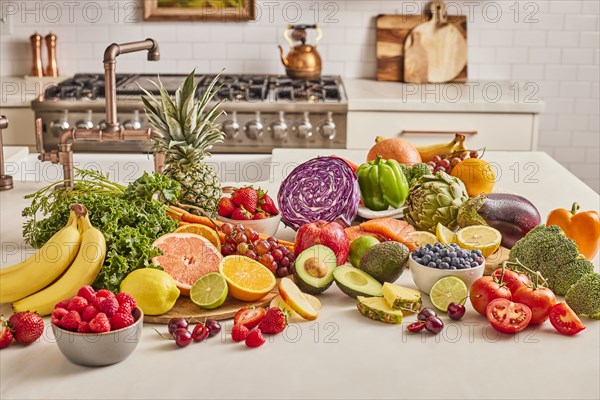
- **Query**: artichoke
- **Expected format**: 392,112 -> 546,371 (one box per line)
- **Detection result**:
404,172 -> 469,232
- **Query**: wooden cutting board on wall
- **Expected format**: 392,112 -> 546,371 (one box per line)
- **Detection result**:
376,13 -> 467,82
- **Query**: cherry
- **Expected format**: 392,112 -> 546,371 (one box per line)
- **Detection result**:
192,323 -> 209,342
447,302 -> 466,321
425,316 -> 444,334
417,308 -> 436,321
173,328 -> 193,347
168,318 -> 189,336
407,321 -> 426,333
205,319 -> 221,337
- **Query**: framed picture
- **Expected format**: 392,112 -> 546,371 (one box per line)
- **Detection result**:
144,0 -> 256,21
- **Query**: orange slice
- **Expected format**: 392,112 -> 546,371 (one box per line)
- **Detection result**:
174,223 -> 221,251
219,255 -> 276,302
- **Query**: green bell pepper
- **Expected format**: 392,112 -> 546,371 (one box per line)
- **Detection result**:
356,156 -> 409,211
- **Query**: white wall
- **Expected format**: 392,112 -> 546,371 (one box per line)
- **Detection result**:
1,0 -> 599,191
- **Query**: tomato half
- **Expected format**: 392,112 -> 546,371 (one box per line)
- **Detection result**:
469,276 -> 512,315
513,286 -> 556,325
486,298 -> 532,333
492,268 -> 531,294
549,302 -> 586,336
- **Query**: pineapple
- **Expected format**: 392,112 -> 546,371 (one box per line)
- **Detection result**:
140,70 -> 225,217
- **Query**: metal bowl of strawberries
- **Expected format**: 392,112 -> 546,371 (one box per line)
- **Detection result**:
217,186 -> 281,237
50,288 -> 143,367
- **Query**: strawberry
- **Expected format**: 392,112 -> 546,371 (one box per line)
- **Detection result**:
82,305 -> 99,322
77,321 -> 92,333
109,313 -> 135,330
89,313 -> 111,333
77,285 -> 96,303
51,308 -> 69,326
60,311 -> 82,331
234,307 -> 266,330
258,193 -> 278,215
96,289 -> 114,299
245,329 -> 265,348
0,317 -> 13,349
98,297 -> 119,317
231,324 -> 250,342
116,292 -> 137,310
8,312 -> 44,345
258,307 -> 287,334
218,197 -> 236,218
232,187 -> 258,213
253,212 -> 269,220
67,296 -> 89,313
231,206 -> 253,221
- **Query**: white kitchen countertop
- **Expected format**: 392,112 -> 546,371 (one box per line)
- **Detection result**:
1,149 -> 598,400
344,79 -> 546,113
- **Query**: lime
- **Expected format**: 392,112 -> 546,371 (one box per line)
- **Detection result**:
349,236 -> 380,268
429,276 -> 468,313
120,268 -> 180,316
456,225 -> 501,257
190,272 -> 228,310
408,231 -> 438,248
436,223 -> 457,245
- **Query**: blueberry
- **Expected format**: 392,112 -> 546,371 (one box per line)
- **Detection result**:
442,257 -> 451,263
456,250 -> 464,257
435,258 -> 442,265
450,266 -> 457,270
415,258 -> 423,265
425,244 -> 433,250
441,249 -> 449,257
449,251 -> 457,258
475,256 -> 484,265
435,243 -> 444,248
428,262 -> 437,268
451,257 -> 460,266
431,247 -> 439,253
422,255 -> 431,264
473,249 -> 483,256
470,262 -> 479,268
440,262 -> 450,269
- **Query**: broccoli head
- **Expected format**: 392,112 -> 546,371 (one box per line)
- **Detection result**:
409,163 -> 433,185
509,225 -> 588,295
398,164 -> 411,182
565,273 -> 600,319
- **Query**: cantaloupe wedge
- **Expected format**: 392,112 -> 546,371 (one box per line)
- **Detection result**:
359,218 -> 418,251
278,278 -> 318,321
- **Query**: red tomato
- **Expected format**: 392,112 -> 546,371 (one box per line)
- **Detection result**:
233,307 -> 266,329
512,286 -> 556,325
549,302 -> 586,336
486,299 -> 532,333
492,268 -> 531,294
469,276 -> 512,315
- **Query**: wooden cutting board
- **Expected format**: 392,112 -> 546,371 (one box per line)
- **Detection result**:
484,246 -> 510,276
144,291 -> 278,324
376,11 -> 467,82
404,3 -> 467,83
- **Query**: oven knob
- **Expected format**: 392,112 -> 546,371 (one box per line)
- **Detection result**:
294,112 -> 313,139
123,110 -> 142,130
269,111 -> 288,140
98,119 -> 107,130
50,110 -> 70,136
318,112 -> 336,140
75,110 -> 94,129
244,112 -> 264,140
222,111 -> 240,139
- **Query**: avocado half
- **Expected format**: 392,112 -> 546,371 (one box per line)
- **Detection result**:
293,245 -> 337,295
333,265 -> 383,298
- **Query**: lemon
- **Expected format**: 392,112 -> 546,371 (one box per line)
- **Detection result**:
120,268 -> 180,315
190,272 -> 228,310
408,231 -> 438,248
436,223 -> 457,245
430,276 -> 468,313
456,225 -> 501,257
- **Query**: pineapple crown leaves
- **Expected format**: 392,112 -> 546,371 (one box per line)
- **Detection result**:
139,69 -> 227,163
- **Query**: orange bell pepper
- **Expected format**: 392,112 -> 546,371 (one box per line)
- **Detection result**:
546,203 -> 600,260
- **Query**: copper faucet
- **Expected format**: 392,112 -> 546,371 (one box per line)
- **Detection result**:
0,116 -> 14,191
37,39 -> 164,186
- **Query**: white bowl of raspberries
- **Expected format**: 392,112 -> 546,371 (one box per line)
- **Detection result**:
217,186 -> 281,237
50,286 -> 143,367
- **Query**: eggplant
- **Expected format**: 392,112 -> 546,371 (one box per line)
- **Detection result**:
457,193 -> 541,249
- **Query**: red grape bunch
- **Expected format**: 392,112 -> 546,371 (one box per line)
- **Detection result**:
220,223 -> 296,278
427,150 -> 481,174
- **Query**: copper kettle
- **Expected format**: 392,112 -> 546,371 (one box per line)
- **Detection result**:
278,24 -> 322,80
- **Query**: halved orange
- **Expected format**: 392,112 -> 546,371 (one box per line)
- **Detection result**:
174,224 -> 221,251
219,255 -> 276,302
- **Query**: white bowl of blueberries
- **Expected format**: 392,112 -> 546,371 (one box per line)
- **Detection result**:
409,243 -> 485,295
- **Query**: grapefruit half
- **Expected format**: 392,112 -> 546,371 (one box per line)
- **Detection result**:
151,232 -> 223,296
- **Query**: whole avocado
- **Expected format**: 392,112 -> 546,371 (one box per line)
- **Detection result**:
359,241 -> 409,284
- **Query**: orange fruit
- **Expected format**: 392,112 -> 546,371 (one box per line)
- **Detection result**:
451,158 -> 496,196
174,223 -> 221,251
219,255 -> 276,302
367,138 -> 422,165
151,233 -> 223,296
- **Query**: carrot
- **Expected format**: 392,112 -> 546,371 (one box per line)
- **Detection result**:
329,155 -> 359,173
167,205 -> 216,228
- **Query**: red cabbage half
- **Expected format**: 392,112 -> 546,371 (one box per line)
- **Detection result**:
277,156 -> 360,231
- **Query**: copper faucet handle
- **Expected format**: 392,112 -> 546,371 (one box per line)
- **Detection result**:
0,115 -> 14,191
35,117 -> 46,155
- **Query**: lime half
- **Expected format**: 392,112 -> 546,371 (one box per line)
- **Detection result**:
436,223 -> 457,245
190,273 -> 228,310
429,276 -> 468,313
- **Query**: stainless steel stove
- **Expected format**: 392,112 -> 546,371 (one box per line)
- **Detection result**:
32,73 -> 348,153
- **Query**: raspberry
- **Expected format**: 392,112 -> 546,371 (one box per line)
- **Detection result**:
245,329 -> 265,348
109,313 -> 135,330
98,297 -> 119,317
67,296 -> 88,313
89,313 -> 110,333
81,305 -> 99,322
55,300 -> 70,310
60,311 -> 82,331
77,285 -> 96,303
51,308 -> 69,326
96,289 -> 114,299
116,292 -> 137,309
93,296 -> 105,309
117,302 -> 133,315
231,324 -> 250,342
77,321 -> 92,333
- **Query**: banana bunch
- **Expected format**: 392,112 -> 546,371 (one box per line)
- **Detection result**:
375,134 -> 467,163
2,204 -> 106,316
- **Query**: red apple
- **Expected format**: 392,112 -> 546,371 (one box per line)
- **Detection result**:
294,221 -> 349,266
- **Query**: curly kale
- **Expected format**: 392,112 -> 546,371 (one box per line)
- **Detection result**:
508,225 -> 593,295
565,273 -> 600,319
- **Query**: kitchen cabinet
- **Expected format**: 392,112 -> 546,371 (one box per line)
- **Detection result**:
0,107 -> 36,149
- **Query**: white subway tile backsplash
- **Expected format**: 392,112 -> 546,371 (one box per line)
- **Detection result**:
557,114 -> 589,130
575,98 -> 600,115
194,43 -> 227,60
545,65 -> 577,80
562,48 -> 595,64
538,130 -> 572,147
580,32 -> 600,48
560,81 -> 593,98
545,98 -> 575,114
550,1 -> 582,14
529,48 -> 561,64
496,47 -> 528,63
514,30 -> 546,47
555,148 -> 588,163
586,148 -> 600,164
572,131 -> 600,147
226,43 -> 261,60
480,30 -> 514,47
547,31 -> 579,47
565,15 -> 598,31
513,64 -> 545,80
531,13 -> 564,31
582,0 -> 600,14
